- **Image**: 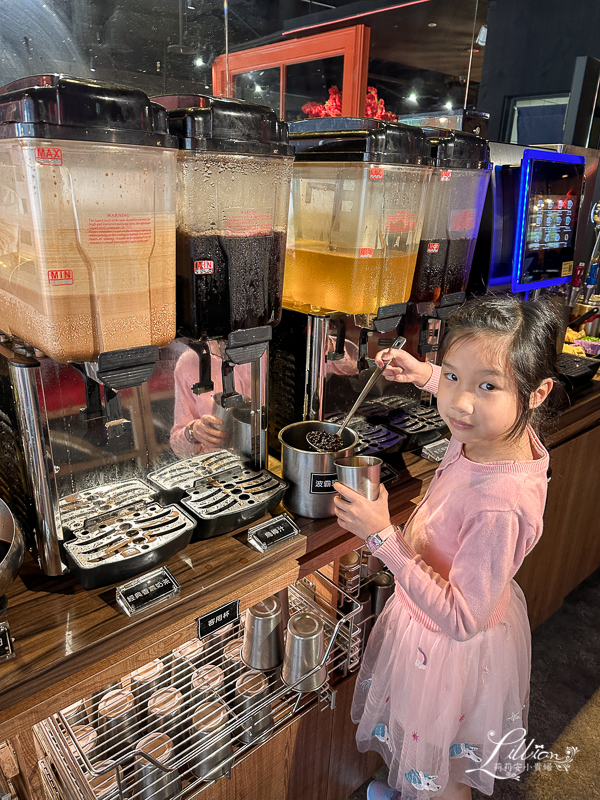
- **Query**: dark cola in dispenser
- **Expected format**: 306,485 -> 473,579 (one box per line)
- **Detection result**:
176,229 -> 286,339
410,132 -> 490,307
159,94 -> 293,340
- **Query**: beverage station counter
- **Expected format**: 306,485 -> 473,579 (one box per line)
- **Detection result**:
1,376 -> 600,800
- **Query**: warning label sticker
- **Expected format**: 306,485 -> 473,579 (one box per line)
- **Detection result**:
370,166 -> 385,180
440,170 -> 452,182
561,261 -> 574,277
88,215 -> 152,244
359,247 -> 374,258
48,269 -> 73,286
194,260 -> 214,275
223,208 -> 273,236
385,211 -> 418,233
427,242 -> 440,254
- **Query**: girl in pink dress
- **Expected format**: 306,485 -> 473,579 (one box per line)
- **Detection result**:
333,294 -> 559,800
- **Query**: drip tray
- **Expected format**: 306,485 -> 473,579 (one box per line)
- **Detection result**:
147,450 -> 243,492
59,479 -> 155,532
63,500 -> 196,589
182,465 -> 287,539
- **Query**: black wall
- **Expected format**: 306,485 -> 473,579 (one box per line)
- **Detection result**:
479,0 -> 600,141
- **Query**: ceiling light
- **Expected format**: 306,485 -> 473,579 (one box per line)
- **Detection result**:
476,24 -> 487,46
444,101 -> 452,110
194,56 -> 204,67
428,22 -> 437,27
254,84 -> 262,94
408,93 -> 418,103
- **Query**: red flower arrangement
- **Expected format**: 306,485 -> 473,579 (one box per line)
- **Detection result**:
302,85 -> 397,121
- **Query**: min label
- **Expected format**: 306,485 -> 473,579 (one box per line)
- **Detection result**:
48,269 -> 73,286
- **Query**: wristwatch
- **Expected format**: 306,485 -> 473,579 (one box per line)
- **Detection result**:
184,420 -> 200,445
365,524 -> 397,553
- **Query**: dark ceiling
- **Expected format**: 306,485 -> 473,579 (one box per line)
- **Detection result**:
0,0 -> 489,108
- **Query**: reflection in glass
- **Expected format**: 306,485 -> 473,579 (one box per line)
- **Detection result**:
285,57 -> 344,122
235,68 -> 280,115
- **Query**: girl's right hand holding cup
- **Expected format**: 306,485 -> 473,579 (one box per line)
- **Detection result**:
375,347 -> 433,388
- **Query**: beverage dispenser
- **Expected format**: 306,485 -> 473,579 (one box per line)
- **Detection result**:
405,129 -> 491,363
271,118 -> 432,437
0,75 -> 177,368
157,94 -> 294,470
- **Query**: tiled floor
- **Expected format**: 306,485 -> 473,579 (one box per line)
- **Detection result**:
347,567 -> 600,799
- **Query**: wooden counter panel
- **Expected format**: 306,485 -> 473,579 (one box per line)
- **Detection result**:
0,528 -> 305,722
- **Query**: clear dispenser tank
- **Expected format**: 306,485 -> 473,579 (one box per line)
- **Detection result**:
0,75 -> 178,363
283,118 -> 432,324
159,96 -> 294,340
410,130 -> 491,305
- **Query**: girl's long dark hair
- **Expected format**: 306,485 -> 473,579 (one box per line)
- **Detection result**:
439,293 -> 563,440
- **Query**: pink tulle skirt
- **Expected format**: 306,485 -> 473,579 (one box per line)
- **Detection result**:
351,580 -> 531,797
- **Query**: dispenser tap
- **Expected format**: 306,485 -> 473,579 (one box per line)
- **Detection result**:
327,317 -> 346,361
357,329 -> 372,372
188,338 -> 214,395
220,359 -> 245,409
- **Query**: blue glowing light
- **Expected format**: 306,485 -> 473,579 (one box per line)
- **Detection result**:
511,149 -> 585,293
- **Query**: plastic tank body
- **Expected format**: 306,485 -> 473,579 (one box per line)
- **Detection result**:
283,118 -> 433,324
0,75 -> 178,362
160,96 -> 294,340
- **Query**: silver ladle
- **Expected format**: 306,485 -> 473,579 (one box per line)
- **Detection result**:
306,335 -> 407,452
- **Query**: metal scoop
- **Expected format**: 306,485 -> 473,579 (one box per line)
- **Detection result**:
306,336 -> 407,452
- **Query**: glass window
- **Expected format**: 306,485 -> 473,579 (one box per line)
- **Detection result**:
235,67 -> 281,115
285,56 -> 344,122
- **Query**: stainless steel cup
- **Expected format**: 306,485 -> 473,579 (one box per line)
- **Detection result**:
241,596 -> 285,672
96,689 -> 139,755
190,665 -> 225,710
170,639 -> 205,696
278,421 -> 358,518
87,760 -> 119,800
361,550 -> 383,580
371,571 -> 395,618
334,456 -> 382,500
201,622 -> 235,665
68,725 -> 97,764
88,682 -> 120,728
129,659 -> 165,724
281,612 -> 327,693
354,587 -> 373,655
338,550 -> 361,599
132,732 -> 181,800
147,688 -> 185,744
62,700 -> 89,730
234,670 -> 274,744
189,702 -> 234,780
222,637 -> 245,704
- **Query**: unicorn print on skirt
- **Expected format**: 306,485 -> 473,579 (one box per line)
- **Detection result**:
449,743 -> 482,762
404,769 -> 441,792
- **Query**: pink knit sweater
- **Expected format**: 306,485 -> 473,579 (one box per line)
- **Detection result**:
376,364 -> 549,642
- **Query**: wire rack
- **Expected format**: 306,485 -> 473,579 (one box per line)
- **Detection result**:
35,572 -> 362,800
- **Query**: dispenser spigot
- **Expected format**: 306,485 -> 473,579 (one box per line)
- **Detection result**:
188,338 -> 215,395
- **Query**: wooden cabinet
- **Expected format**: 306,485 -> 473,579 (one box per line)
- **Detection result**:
516,422 -> 600,630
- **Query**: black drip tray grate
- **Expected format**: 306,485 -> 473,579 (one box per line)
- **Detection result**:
63,500 -> 195,589
59,480 -> 155,532
147,450 -> 243,492
182,466 -> 287,539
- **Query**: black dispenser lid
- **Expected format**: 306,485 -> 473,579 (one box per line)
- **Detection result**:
154,94 -> 293,156
424,128 -> 490,170
288,117 -> 432,166
0,74 -> 177,147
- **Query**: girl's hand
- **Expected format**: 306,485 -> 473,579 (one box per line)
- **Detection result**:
333,482 -> 391,541
375,348 -> 433,388
190,415 -> 228,450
